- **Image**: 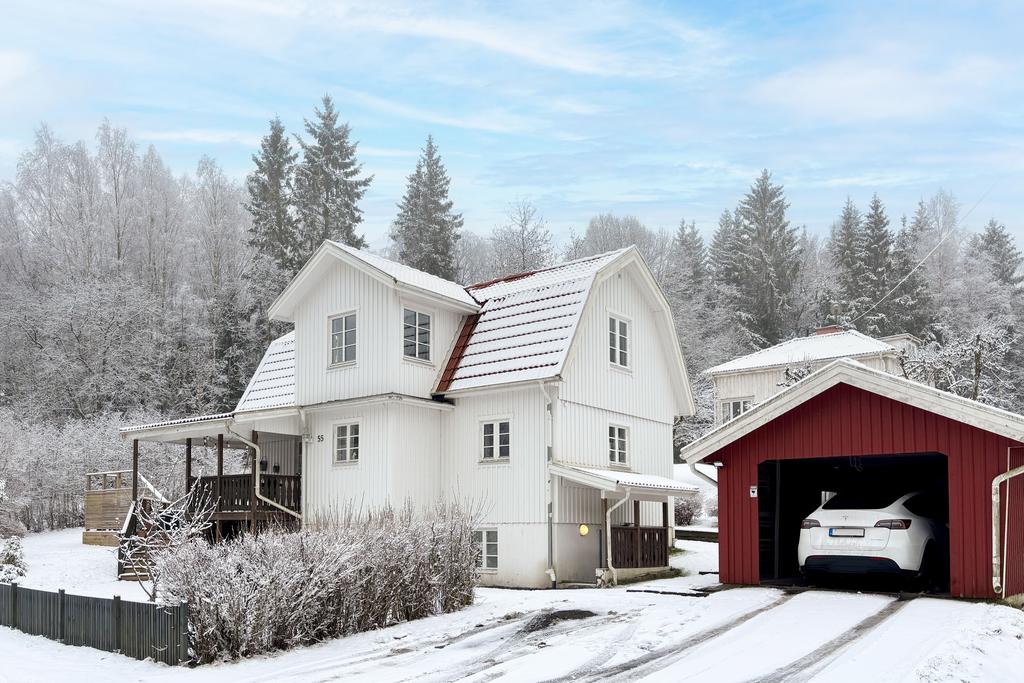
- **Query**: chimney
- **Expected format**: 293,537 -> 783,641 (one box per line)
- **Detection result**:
814,325 -> 845,336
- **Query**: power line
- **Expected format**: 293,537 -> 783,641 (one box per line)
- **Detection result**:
851,183 -> 997,324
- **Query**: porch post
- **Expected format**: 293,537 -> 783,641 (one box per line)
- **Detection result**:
663,500 -> 671,555
249,431 -> 259,532
131,439 -> 139,502
216,434 -> 224,542
184,438 -> 192,494
633,499 -> 641,565
601,497 -> 609,568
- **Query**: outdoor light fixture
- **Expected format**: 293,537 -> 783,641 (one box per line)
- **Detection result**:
712,461 -> 725,468
578,523 -> 590,536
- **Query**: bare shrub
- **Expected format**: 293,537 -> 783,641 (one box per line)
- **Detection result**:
674,491 -> 705,526
155,501 -> 479,663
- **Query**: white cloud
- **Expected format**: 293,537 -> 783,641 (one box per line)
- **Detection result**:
754,51 -> 1007,122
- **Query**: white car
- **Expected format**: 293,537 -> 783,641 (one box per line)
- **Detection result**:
798,490 -> 947,585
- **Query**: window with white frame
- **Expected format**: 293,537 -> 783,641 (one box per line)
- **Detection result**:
334,423 -> 360,463
330,312 -> 357,365
473,529 -> 498,569
608,425 -> 628,465
481,420 -> 510,461
403,308 -> 431,361
720,399 -> 752,423
609,315 -> 629,367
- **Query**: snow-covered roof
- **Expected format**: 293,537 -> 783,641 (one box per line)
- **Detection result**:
120,412 -> 234,433
330,241 -> 479,309
436,249 -> 631,393
683,358 -> 1024,464
550,463 -> 700,496
235,331 -> 296,412
706,329 -> 897,375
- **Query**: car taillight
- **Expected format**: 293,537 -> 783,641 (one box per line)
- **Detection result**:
875,519 -> 912,530
800,519 -> 820,529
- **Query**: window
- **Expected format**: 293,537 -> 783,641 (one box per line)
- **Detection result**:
331,313 -> 357,365
608,425 -> 627,465
473,529 -> 498,570
608,315 -> 629,367
403,308 -> 431,361
334,423 -> 360,463
720,399 -> 752,423
481,420 -> 510,461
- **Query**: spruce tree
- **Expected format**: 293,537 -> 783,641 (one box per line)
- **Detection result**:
826,197 -> 865,323
733,170 -> 800,346
390,135 -> 463,279
669,219 -> 708,296
293,95 -> 371,265
969,219 -> 1023,291
709,209 -> 743,297
245,117 -> 297,273
859,194 -> 895,334
888,211 -> 934,338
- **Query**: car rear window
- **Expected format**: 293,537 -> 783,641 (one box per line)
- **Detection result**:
822,490 -> 902,510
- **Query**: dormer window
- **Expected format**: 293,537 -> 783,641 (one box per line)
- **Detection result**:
403,308 -> 431,361
609,315 -> 629,368
331,312 -> 357,365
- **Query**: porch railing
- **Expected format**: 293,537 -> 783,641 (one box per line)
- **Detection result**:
189,474 -> 301,514
611,526 -> 669,569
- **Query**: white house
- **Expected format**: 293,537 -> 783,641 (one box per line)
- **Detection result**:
121,243 -> 698,588
706,326 -> 921,426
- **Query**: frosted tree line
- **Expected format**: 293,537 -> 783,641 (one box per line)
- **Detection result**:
1,96 -> 1022,533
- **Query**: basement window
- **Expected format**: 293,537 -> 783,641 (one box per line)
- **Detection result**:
473,529 -> 498,570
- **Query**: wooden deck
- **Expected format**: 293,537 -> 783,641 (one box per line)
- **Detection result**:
189,473 -> 301,528
83,471 -> 166,547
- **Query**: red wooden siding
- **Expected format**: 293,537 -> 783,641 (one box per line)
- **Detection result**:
712,383 -> 1023,599
1005,447 -> 1024,599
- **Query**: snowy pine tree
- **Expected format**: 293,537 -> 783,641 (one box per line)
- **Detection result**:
390,135 -> 463,279
858,194 -> 896,334
294,95 -> 371,262
825,197 -> 866,325
733,170 -> 800,346
245,117 -> 298,274
887,210 -> 935,339
969,219 -> 1024,292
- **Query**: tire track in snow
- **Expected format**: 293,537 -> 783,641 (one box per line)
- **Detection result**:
564,592 -> 796,682
755,597 -> 914,683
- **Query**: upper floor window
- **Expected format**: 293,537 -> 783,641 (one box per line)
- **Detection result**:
609,425 -> 628,465
481,420 -> 510,461
609,315 -> 629,368
335,422 -> 360,463
720,399 -> 752,423
403,308 -> 431,361
331,312 -> 357,365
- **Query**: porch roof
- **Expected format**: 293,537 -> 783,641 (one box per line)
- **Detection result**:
119,412 -> 249,448
550,462 -> 699,497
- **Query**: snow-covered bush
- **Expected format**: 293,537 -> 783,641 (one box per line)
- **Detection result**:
156,502 -> 479,663
0,535 -> 26,583
705,492 -> 719,518
674,491 -> 704,526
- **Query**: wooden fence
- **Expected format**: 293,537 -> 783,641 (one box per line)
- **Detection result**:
611,526 -> 669,569
0,583 -> 189,665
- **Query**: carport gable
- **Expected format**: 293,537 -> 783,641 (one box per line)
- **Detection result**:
681,359 -> 1024,599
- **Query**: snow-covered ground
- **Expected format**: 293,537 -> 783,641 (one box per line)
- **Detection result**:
2,531 -> 1023,682
18,527 -> 148,601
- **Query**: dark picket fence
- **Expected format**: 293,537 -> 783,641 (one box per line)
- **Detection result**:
0,582 -> 189,665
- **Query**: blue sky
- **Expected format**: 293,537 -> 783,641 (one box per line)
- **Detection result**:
2,0 -> 1022,249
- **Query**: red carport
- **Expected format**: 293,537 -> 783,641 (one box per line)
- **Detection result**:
682,359 -> 1024,601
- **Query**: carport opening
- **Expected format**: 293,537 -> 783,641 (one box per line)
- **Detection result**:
757,453 -> 949,592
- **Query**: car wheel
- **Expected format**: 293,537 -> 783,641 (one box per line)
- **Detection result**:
917,543 -> 941,593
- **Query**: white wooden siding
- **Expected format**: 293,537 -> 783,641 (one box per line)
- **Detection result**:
559,269 -> 677,424
292,260 -> 463,405
440,387 -> 547,525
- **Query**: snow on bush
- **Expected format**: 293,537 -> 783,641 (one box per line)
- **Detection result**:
674,491 -> 704,526
0,535 -> 26,583
155,502 -> 479,663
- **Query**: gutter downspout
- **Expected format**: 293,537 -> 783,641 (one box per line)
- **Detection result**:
991,455 -> 1024,597
540,382 -> 557,588
225,421 -> 303,521
689,463 -> 719,488
605,488 -> 632,586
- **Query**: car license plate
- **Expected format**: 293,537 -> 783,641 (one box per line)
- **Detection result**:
829,527 -> 865,537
